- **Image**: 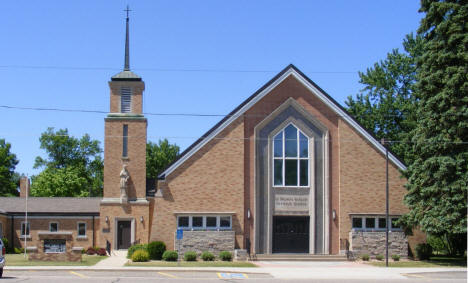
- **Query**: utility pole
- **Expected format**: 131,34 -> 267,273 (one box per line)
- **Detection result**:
381,139 -> 389,267
24,176 -> 29,259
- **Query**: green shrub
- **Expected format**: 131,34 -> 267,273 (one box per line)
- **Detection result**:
132,249 -> 149,262
127,244 -> 147,259
14,247 -> 24,254
391,254 -> 400,261
201,251 -> 215,261
162,250 -> 178,261
184,251 -> 197,261
147,241 -> 166,260
219,251 -> 232,261
427,235 -> 447,255
375,254 -> 384,261
361,254 -> 370,261
416,243 -> 432,260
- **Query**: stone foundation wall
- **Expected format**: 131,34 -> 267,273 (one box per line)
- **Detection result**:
349,231 -> 407,258
175,231 -> 235,256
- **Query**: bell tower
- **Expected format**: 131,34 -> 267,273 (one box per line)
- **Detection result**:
100,6 -> 150,250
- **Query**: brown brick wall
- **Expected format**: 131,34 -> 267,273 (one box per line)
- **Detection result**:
152,118 -> 245,250
243,75 -> 341,254
338,120 -> 409,242
0,214 -> 7,239
103,119 -> 147,199
99,203 -> 150,248
109,81 -> 145,114
11,217 -> 99,250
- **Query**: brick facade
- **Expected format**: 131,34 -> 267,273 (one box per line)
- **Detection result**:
152,118 -> 245,250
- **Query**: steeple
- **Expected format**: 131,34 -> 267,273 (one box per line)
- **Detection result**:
124,5 -> 130,71
111,5 -> 141,81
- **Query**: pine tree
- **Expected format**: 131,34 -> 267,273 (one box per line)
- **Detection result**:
403,0 -> 467,255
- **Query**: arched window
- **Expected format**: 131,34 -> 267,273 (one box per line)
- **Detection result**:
273,124 -> 309,187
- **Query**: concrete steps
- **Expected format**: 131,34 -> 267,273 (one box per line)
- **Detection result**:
253,253 -> 347,261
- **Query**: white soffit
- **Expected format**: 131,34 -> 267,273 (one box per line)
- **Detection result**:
161,67 -> 406,177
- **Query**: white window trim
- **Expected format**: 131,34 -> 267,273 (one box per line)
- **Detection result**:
49,222 -> 59,232
21,221 -> 30,236
77,222 -> 87,237
176,215 -> 232,231
272,122 -> 310,188
351,216 -> 402,232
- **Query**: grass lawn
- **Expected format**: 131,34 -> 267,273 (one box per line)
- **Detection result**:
126,260 -> 258,267
5,254 -> 108,266
367,256 -> 467,268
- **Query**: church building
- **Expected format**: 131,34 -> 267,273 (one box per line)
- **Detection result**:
0,12 -> 425,260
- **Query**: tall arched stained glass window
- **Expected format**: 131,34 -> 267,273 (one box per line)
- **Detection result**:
273,124 -> 309,187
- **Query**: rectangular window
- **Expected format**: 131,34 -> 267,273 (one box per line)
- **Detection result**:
120,87 -> 131,113
391,218 -> 401,230
285,159 -> 298,186
206,216 -> 217,228
352,218 -> 362,229
365,217 -> 375,229
378,218 -> 387,229
21,222 -> 30,236
0,223 -> 3,238
177,216 -> 189,228
49,222 -> 58,232
77,222 -> 86,237
220,216 -> 231,228
192,216 -> 203,228
123,125 -> 128,157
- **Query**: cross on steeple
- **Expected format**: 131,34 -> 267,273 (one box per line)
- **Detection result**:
124,5 -> 132,19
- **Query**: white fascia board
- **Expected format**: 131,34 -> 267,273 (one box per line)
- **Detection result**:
291,71 -> 406,171
161,67 -> 406,178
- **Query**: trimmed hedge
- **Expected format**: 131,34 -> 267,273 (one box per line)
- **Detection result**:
162,250 -> 178,261
375,254 -> 384,261
127,244 -> 148,259
184,251 -> 197,261
391,254 -> 400,261
86,247 -> 96,255
219,251 -> 232,261
361,254 -> 370,261
132,249 -> 150,262
201,251 -> 215,261
147,241 -> 166,260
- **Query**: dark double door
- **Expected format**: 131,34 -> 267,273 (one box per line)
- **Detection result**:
273,216 -> 309,253
117,220 -> 131,250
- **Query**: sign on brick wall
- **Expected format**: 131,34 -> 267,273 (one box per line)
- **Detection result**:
275,194 -> 308,212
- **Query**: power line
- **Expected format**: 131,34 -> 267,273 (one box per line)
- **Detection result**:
0,65 -> 358,73
0,104 -> 437,118
0,132 -> 466,144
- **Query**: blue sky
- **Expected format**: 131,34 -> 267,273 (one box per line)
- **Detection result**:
1,1 -> 423,176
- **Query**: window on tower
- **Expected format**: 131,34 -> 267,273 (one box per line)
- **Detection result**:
123,124 -> 128,157
121,87 -> 132,113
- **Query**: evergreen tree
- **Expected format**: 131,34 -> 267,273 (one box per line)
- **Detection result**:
345,34 -> 423,164
402,0 -> 467,255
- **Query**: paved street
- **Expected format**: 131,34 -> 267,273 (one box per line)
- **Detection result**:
1,269 -> 466,282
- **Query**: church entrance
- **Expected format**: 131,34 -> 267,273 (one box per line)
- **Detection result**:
272,216 -> 309,253
117,220 -> 131,249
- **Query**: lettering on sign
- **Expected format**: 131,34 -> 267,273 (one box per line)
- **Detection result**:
275,195 -> 308,212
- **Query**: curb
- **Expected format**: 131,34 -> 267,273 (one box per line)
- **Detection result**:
4,266 -> 266,274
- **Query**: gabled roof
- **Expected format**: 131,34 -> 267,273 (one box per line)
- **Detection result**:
159,64 -> 406,179
0,197 -> 101,215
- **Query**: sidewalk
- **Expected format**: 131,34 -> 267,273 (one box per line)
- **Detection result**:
4,260 -> 466,280
93,250 -> 128,268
